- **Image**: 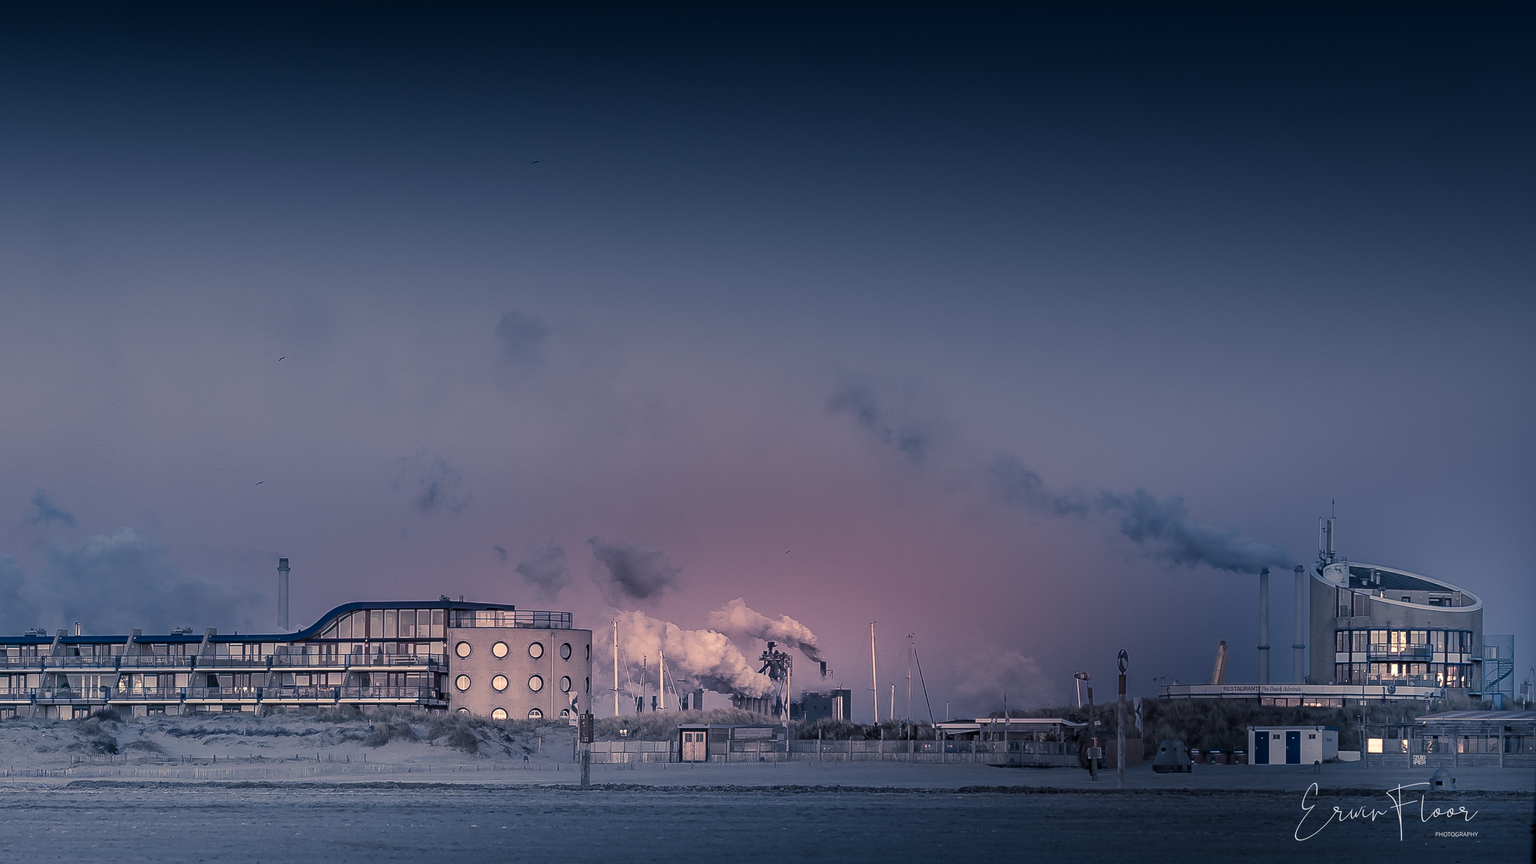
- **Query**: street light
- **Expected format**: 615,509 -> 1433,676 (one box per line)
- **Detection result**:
1074,672 -> 1097,780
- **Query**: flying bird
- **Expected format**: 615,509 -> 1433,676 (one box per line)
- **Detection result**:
255,481 -> 264,486
531,160 -> 539,164
278,356 -> 285,361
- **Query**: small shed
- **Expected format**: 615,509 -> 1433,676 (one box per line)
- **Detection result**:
678,723 -> 710,762
1248,726 -> 1338,765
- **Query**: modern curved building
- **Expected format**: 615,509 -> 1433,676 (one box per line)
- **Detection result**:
0,599 -> 593,721
1309,560 -> 1482,691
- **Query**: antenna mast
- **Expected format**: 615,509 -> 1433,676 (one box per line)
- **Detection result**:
870,622 -> 879,724
612,619 -> 619,717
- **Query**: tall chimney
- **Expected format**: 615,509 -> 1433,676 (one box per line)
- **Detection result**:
1292,564 -> 1307,684
278,558 -> 290,630
1258,567 -> 1270,684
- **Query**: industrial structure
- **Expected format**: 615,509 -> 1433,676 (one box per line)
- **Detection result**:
1163,513 -> 1490,706
0,561 -> 593,720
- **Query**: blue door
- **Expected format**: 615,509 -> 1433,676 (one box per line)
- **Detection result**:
1254,732 -> 1269,764
1285,731 -> 1301,764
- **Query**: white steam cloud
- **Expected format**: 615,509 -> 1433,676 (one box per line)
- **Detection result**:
705,598 -> 824,663
614,610 -> 774,698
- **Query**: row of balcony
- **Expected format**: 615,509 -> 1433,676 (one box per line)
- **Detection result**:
0,654 -> 446,671
0,686 -> 446,703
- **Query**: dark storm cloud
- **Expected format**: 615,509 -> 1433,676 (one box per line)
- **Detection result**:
496,311 -> 550,370
29,491 -> 76,527
392,452 -> 472,514
516,544 -> 569,600
587,537 -> 681,603
828,379 -> 931,463
0,554 -> 38,632
0,529 -> 258,633
1096,490 -> 1294,574
988,456 -> 1090,517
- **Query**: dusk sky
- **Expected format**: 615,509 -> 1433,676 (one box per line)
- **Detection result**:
1,7 -> 1531,719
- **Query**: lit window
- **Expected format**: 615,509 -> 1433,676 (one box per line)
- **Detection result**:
559,709 -> 570,719
491,708 -> 508,721
455,642 -> 472,659
528,642 -> 544,659
492,675 -> 509,692
528,675 -> 543,692
560,676 -> 572,693
560,643 -> 572,660
457,707 -> 470,715
455,674 -> 471,692
492,641 -> 508,659
1367,738 -> 1383,754
527,708 -> 542,720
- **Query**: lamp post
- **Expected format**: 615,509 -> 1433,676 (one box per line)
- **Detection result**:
1117,650 -> 1128,790
1074,672 -> 1095,780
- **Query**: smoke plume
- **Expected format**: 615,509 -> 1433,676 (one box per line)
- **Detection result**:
515,544 -> 569,600
832,380 -> 1292,575
587,537 -> 680,603
29,491 -> 77,527
495,311 -> 550,370
705,598 -> 824,663
988,456 -> 1089,517
828,378 -> 931,464
613,610 -> 774,697
1096,490 -> 1294,573
392,451 -> 472,514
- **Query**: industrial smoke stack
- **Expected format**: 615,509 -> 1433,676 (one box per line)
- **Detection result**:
1257,567 -> 1270,684
278,558 -> 290,631
1292,564 -> 1306,684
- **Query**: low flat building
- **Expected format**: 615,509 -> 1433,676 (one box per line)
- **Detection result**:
0,600 -> 593,721
1363,709 -> 1536,769
1247,725 -> 1339,764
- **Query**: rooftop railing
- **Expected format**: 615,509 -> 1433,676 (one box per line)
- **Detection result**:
449,610 -> 572,629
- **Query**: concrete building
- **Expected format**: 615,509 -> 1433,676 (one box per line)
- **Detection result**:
0,600 -> 592,721
792,689 -> 852,722
1247,725 -> 1338,765
1309,561 -> 1482,693
1164,518 -> 1489,706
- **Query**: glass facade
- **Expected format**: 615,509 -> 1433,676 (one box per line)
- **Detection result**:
1332,627 -> 1473,687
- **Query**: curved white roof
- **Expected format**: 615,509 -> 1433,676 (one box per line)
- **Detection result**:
1315,561 -> 1482,612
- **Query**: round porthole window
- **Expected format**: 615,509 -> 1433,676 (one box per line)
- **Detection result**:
456,707 -> 470,715
491,708 -> 508,721
454,641 -> 472,659
528,674 -> 544,692
528,641 -> 544,659
559,708 -> 570,719
527,708 -> 543,719
560,676 -> 572,693
492,641 -> 508,658
560,643 -> 572,660
455,675 -> 471,691
492,674 -> 509,692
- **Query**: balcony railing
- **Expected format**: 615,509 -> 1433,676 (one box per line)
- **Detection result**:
1366,645 -> 1433,660
4,685 -> 447,703
0,653 -> 447,673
